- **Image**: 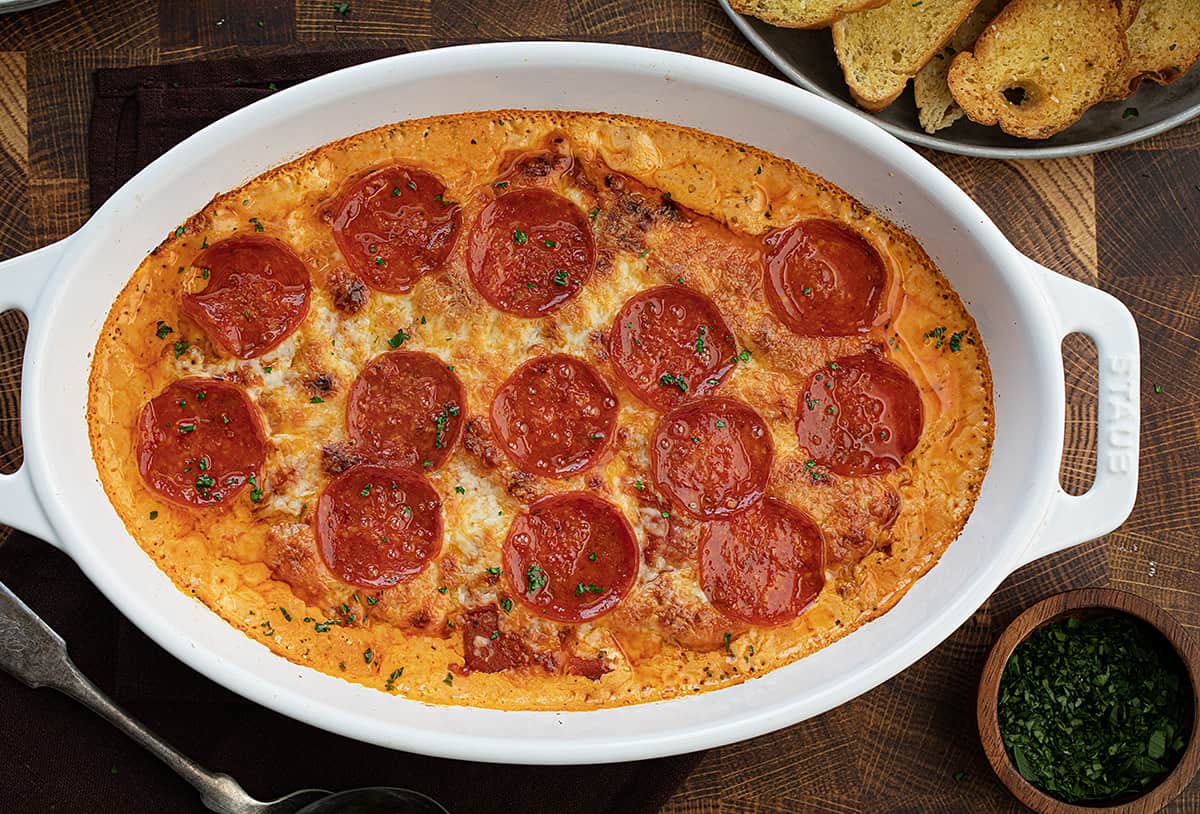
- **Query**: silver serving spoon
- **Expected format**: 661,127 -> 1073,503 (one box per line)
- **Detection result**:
0,579 -> 448,814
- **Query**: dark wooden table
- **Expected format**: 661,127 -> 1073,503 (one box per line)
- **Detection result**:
0,2 -> 1196,812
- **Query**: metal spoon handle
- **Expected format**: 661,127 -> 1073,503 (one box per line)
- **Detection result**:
0,579 -> 265,814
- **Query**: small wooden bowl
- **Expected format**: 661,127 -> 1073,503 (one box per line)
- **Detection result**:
977,588 -> 1200,814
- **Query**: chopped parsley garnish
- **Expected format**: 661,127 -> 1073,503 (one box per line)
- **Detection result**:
248,473 -> 263,503
434,405 -> 457,449
249,217 -> 264,232
639,248 -> 650,258
178,422 -> 196,434
437,586 -> 448,594
360,484 -> 372,497
174,226 -> 186,238
998,615 -> 1187,803
715,419 -> 727,428
500,597 -> 513,613
443,672 -> 454,686
384,667 -> 403,691
553,269 -> 568,286
543,239 -> 557,248
195,474 -> 215,489
406,180 -> 416,191
363,649 -> 373,664
827,361 -> 839,370
392,186 -> 402,197
659,372 -> 688,393
694,325 -> 707,355
486,566 -> 502,576
494,181 -> 508,189
512,228 -> 527,245
574,582 -> 604,596
454,485 -> 466,494
149,510 -> 158,520
155,321 -> 173,339
387,328 -> 410,348
660,510 -> 670,519
310,396 -> 324,404
525,564 -> 546,594
589,206 -> 599,220
173,339 -> 190,358
805,396 -> 818,410
587,551 -> 597,562
923,326 -> 948,348
802,287 -> 812,296
738,350 -> 751,362
723,632 -> 733,655
1123,107 -> 1139,119
1153,384 -> 1163,394
633,479 -> 645,490
948,330 -> 967,352
278,606 -> 292,622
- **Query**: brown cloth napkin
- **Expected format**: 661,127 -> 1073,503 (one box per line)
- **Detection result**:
0,50 -> 703,814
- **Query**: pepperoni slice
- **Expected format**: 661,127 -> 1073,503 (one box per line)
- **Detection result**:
181,236 -> 310,359
347,350 -> 466,471
764,219 -> 886,336
467,188 -> 594,317
700,497 -> 825,626
489,354 -> 617,478
650,398 -> 773,519
796,353 -> 924,476
502,492 -> 639,623
135,378 -> 267,507
609,285 -> 738,411
315,464 -> 442,588
461,608 -> 535,673
331,166 -> 461,293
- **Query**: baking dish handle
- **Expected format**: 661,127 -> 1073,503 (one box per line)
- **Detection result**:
1017,262 -> 1140,567
0,240 -> 69,548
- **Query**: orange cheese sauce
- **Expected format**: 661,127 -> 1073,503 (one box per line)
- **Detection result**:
88,112 -> 993,710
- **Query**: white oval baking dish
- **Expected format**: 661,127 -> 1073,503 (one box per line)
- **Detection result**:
0,42 -> 1139,764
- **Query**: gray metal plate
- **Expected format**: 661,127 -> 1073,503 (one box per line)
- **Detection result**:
720,0 -> 1200,159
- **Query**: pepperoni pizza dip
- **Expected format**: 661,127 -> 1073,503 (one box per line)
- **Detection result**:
88,112 -> 993,710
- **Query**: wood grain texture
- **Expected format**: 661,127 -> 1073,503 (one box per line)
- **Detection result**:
0,1 -> 1192,811
296,0 -> 429,42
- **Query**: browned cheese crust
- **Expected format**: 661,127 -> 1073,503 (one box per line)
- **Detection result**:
88,111 -> 994,710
